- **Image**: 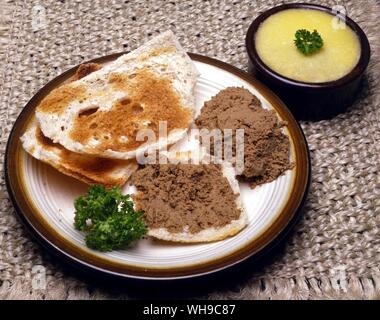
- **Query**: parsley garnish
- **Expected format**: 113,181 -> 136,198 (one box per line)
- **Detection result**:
294,29 -> 324,55
74,185 -> 147,251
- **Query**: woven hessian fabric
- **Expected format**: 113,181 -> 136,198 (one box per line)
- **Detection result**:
0,0 -> 379,299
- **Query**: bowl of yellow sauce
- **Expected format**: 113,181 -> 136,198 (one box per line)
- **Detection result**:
246,3 -> 370,120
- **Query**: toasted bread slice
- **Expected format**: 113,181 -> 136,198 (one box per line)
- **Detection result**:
21,120 -> 138,188
35,31 -> 198,160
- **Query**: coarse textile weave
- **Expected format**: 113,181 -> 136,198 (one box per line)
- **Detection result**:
0,0 -> 379,299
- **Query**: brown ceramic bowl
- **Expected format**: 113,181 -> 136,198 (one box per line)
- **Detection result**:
246,3 -> 370,121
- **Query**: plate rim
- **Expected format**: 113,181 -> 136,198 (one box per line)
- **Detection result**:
4,52 -> 310,280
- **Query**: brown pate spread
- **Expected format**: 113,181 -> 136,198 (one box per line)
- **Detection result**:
195,87 -> 293,188
131,163 -> 241,233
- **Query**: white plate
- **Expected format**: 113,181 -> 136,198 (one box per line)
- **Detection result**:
6,53 -> 310,280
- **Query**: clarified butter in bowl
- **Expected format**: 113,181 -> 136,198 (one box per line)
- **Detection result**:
255,9 -> 361,83
246,3 -> 370,120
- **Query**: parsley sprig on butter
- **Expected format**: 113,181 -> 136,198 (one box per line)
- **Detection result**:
294,29 -> 324,55
74,185 -> 147,251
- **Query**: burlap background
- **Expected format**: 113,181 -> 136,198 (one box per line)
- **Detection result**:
0,0 -> 379,299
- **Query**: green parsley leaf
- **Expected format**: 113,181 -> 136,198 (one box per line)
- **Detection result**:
74,185 -> 147,251
294,29 -> 324,55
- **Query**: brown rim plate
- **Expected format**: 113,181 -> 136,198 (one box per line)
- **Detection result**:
5,53 -> 310,280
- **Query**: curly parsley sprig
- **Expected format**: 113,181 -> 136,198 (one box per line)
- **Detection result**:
74,185 -> 147,251
294,29 -> 324,55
